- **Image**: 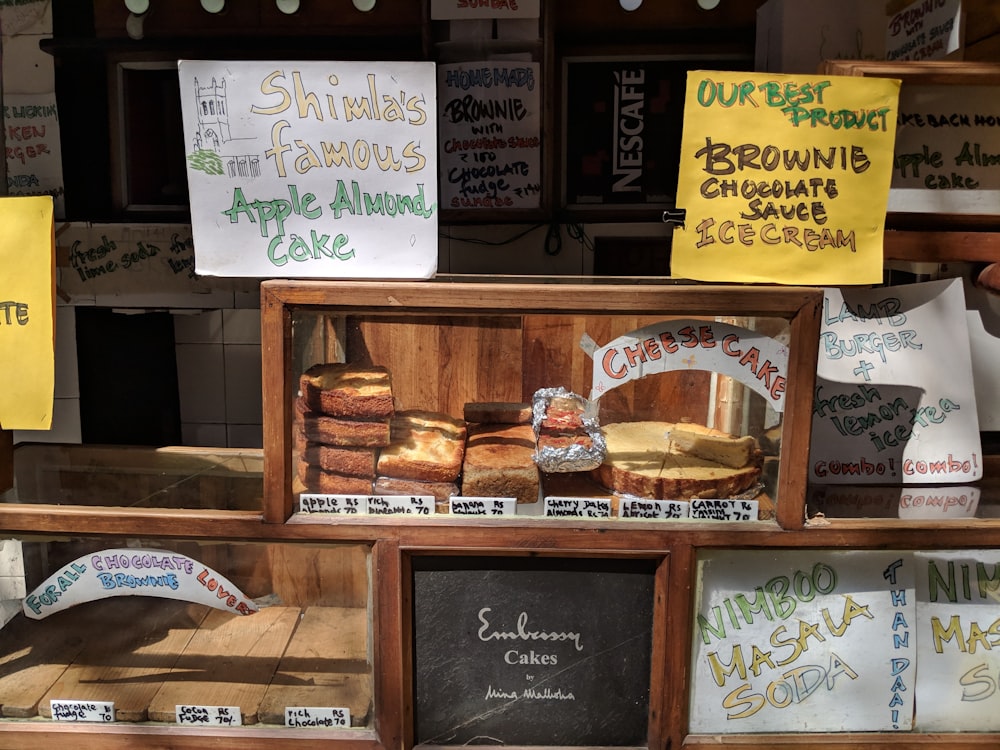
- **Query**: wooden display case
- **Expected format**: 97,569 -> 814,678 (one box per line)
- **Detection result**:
3,279 -> 1000,749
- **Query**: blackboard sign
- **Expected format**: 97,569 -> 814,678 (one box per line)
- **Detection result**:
412,556 -> 657,745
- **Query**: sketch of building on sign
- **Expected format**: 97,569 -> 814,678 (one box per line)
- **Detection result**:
188,76 -> 259,179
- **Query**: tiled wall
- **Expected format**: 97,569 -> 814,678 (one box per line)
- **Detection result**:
174,308 -> 263,448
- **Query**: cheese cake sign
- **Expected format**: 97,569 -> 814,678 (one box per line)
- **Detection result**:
178,60 -> 438,279
592,319 -> 789,411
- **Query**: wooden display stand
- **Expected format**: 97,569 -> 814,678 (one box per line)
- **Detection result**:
1,279 -> 999,748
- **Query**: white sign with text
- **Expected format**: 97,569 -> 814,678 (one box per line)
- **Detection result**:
809,279 -> 982,485
178,60 -> 438,279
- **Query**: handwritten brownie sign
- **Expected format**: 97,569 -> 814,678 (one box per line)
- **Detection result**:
438,61 -> 541,210
691,550 -> 915,732
809,278 -> 981,485
413,557 -> 654,745
592,319 -> 789,410
22,548 -> 258,620
178,60 -> 437,279
672,71 -> 899,285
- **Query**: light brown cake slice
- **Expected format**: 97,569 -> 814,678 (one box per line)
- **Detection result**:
462,423 -> 539,504
300,442 -> 378,478
669,424 -> 757,469
300,411 -> 391,448
297,460 -> 374,495
300,363 -> 394,418
595,421 -> 761,501
376,410 -> 467,483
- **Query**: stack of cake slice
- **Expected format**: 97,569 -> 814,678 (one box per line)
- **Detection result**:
295,363 -> 394,495
374,409 -> 467,504
461,401 -> 540,505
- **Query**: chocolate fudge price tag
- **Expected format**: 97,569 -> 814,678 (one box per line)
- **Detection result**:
50,700 -> 114,723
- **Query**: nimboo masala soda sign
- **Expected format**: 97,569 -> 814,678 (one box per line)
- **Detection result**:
178,60 -> 438,279
672,71 -> 900,285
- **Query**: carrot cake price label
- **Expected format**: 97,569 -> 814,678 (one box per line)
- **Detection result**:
176,705 -> 242,726
450,497 -> 517,516
51,700 -> 114,723
619,497 -> 689,519
299,494 -> 368,514
285,707 -> 350,728
690,498 -> 758,521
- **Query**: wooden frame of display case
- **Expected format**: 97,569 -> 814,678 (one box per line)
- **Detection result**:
260,278 -> 823,529
6,279 -> 1000,748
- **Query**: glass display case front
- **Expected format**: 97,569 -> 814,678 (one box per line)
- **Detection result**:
264,279 -> 822,528
0,535 -> 372,731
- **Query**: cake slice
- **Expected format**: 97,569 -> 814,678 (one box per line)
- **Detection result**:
300,442 -> 378,478
300,363 -> 394,419
462,423 -> 539,504
298,460 -> 374,495
376,410 -> 467,483
669,424 -> 758,469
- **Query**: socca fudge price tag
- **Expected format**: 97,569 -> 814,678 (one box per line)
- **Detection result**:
619,497 -> 690,519
51,700 -> 114,723
285,706 -> 351,728
450,497 -> 517,516
299,494 -> 368,514
176,705 -> 242,726
544,496 -> 613,518
690,498 -> 758,521
368,495 -> 434,515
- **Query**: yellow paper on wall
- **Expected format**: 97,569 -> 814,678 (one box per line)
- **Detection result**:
0,197 -> 55,430
672,71 -> 900,285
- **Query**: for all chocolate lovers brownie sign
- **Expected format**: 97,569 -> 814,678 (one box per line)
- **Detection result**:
178,60 -> 437,279
413,557 -> 655,745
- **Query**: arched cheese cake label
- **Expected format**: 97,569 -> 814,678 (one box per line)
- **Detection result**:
22,548 -> 259,620
592,319 -> 789,410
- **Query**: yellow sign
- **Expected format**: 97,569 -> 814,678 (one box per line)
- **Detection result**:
0,197 -> 55,430
672,71 -> 900,285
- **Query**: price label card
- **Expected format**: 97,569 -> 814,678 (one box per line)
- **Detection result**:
176,705 -> 242,726
285,706 -> 351,728
51,700 -> 114,723
299,494 -> 368,514
450,497 -> 517,516
367,495 -> 434,516
619,497 -> 690,519
690,498 -> 758,521
544,497 -> 612,518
